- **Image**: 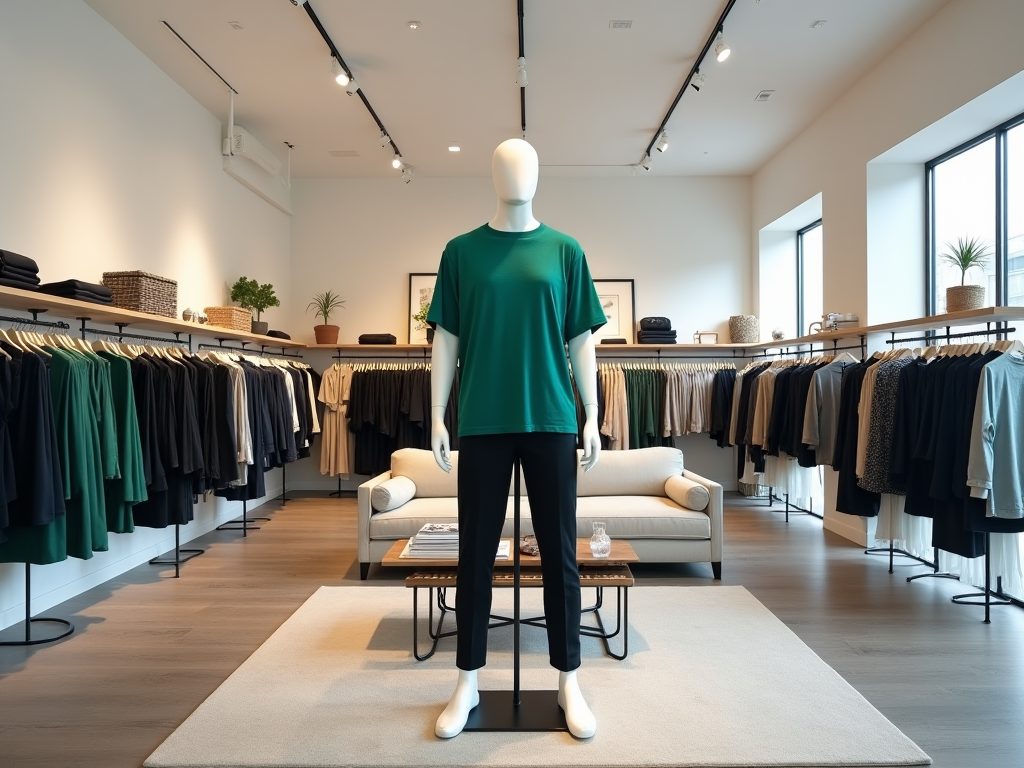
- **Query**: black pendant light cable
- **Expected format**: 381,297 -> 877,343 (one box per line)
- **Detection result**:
518,0 -> 526,137
640,0 -> 737,165
296,0 -> 404,163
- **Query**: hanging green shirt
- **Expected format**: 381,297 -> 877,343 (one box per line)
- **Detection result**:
427,223 -> 606,437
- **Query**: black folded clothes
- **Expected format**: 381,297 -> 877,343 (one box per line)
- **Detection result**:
0,264 -> 40,281
38,280 -> 113,305
0,277 -> 40,291
638,331 -> 677,339
266,330 -> 291,340
600,338 -> 628,344
639,316 -> 672,331
0,249 -> 39,273
358,333 -> 397,345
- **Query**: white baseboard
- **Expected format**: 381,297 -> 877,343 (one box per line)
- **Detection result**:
823,511 -> 870,547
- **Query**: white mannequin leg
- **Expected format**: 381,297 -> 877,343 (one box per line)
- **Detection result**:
558,669 -> 596,738
435,669 -> 480,738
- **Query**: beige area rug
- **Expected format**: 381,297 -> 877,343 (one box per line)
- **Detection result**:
145,586 -> 930,768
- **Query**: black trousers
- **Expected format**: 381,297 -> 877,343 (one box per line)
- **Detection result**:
456,432 -> 581,672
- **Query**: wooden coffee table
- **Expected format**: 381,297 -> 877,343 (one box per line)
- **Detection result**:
382,538 -> 637,662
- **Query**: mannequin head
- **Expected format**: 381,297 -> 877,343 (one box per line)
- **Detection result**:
492,139 -> 539,205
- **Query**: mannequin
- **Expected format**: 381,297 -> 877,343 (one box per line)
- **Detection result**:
428,139 -> 604,740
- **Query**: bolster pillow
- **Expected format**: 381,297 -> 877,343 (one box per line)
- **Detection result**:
370,476 -> 417,512
664,475 -> 710,511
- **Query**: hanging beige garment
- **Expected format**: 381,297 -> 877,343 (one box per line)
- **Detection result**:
319,364 -> 354,477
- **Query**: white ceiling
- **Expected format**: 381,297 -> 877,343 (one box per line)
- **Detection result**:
85,0 -> 948,179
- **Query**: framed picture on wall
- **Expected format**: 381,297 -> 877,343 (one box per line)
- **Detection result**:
593,279 -> 636,343
408,272 -> 437,344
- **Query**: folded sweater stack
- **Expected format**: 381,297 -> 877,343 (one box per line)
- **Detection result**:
0,249 -> 41,290
637,316 -> 677,344
38,279 -> 113,305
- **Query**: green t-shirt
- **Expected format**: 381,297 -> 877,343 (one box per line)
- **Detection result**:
427,223 -> 606,437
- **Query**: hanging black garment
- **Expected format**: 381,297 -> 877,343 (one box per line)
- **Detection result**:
832,360 -> 880,517
709,368 -> 736,449
0,355 -> 17,542
211,364 -> 239,489
766,367 -> 793,458
889,358 -> 924,497
217,364 -> 268,501
186,358 -> 220,492
287,367 -> 312,460
791,365 -> 822,468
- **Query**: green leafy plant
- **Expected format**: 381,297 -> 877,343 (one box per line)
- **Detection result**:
230,276 -> 280,320
412,300 -> 430,331
939,236 -> 992,286
307,289 -> 346,324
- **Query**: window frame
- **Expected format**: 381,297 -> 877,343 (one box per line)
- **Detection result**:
926,108 -> 1024,316
796,218 -> 823,338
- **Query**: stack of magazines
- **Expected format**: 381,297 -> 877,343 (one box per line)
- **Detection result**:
402,523 -> 510,560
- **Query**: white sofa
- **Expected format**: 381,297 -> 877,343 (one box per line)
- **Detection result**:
357,446 -> 723,580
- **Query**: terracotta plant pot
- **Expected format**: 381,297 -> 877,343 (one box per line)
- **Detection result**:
945,284 -> 986,313
314,324 -> 340,345
251,320 -> 269,336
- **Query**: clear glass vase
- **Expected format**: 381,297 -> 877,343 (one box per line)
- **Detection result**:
590,522 -> 611,558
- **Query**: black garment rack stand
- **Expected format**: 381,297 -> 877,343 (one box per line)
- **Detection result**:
463,458 -> 568,732
217,499 -> 267,536
149,524 -> 204,578
0,564 -> 74,646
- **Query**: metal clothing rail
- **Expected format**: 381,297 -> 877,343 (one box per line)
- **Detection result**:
197,341 -> 303,359
0,312 -> 70,330
883,322 -> 1015,346
82,325 -> 191,347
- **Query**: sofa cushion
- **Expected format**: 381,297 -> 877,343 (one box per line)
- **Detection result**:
370,476 -> 417,512
577,447 -> 684,497
390,448 -> 528,497
576,496 -> 710,539
664,475 -> 710,511
368,495 -> 710,542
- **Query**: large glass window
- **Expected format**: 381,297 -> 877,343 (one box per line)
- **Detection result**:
797,220 -> 823,337
928,110 -> 1024,314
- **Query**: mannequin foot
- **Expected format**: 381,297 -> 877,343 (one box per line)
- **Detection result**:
558,669 -> 596,739
435,670 -> 480,738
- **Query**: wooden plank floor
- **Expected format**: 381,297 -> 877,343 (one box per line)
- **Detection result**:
1,493 -> 1022,767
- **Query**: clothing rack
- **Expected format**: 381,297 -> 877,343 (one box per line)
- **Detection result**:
197,340 -> 303,359
0,564 -> 75,646
216,499 -> 266,536
868,323 -> 1019,621
768,491 -> 820,522
0,312 -> 70,330
148,522 -> 204,578
746,337 -> 867,361
82,323 -> 192,350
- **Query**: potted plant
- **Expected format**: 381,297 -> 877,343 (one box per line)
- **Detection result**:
230,276 -> 280,336
412,299 -> 433,343
307,289 -> 346,345
940,236 -> 991,312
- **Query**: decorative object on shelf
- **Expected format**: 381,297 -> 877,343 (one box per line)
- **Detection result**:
693,331 -> 718,344
940,236 -> 991,312
266,330 -> 291,340
182,307 -> 195,322
589,522 -> 611,558
205,305 -> 253,333
196,310 -> 208,324
728,314 -> 759,343
519,535 -> 539,556
102,270 -> 177,317
594,278 -> 637,344
771,329 -> 785,340
230,276 -> 280,336
359,333 -> 397,345
408,272 -> 436,344
307,289 -> 346,345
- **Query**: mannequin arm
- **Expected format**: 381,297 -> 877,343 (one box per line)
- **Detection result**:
430,326 -> 459,472
567,330 -> 600,472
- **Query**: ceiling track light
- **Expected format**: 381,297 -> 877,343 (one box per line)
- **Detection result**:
714,30 -> 731,62
516,56 -> 528,88
392,155 -> 403,169
378,133 -> 392,148
637,0 -> 736,166
401,165 -> 413,184
655,131 -> 669,153
345,78 -> 360,96
331,57 -> 350,86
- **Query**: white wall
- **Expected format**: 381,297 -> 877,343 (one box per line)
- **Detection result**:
751,0 -> 1024,544
0,1 -> 291,630
287,175 -> 751,492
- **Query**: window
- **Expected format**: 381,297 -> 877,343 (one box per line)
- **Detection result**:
797,220 -> 823,337
927,110 -> 1024,314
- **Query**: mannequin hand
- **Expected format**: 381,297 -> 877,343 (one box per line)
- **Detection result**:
431,416 -> 452,473
580,416 -> 601,472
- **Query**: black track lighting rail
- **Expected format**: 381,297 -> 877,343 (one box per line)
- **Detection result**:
300,1 -> 403,160
518,0 -> 526,136
161,21 -> 238,94
641,0 -> 737,162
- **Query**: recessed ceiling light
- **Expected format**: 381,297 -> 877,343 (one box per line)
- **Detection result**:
408,21 -> 421,29
609,20 -> 632,29
448,145 -> 461,152
328,150 -> 360,158
754,90 -> 774,101
810,20 -> 827,29
228,21 -> 244,30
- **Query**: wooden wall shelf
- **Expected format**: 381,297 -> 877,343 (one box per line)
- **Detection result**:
0,285 -> 304,348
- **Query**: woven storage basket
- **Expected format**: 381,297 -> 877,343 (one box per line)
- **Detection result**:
945,285 -> 986,313
101,271 -> 177,318
205,306 -> 252,332
729,314 -> 759,343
